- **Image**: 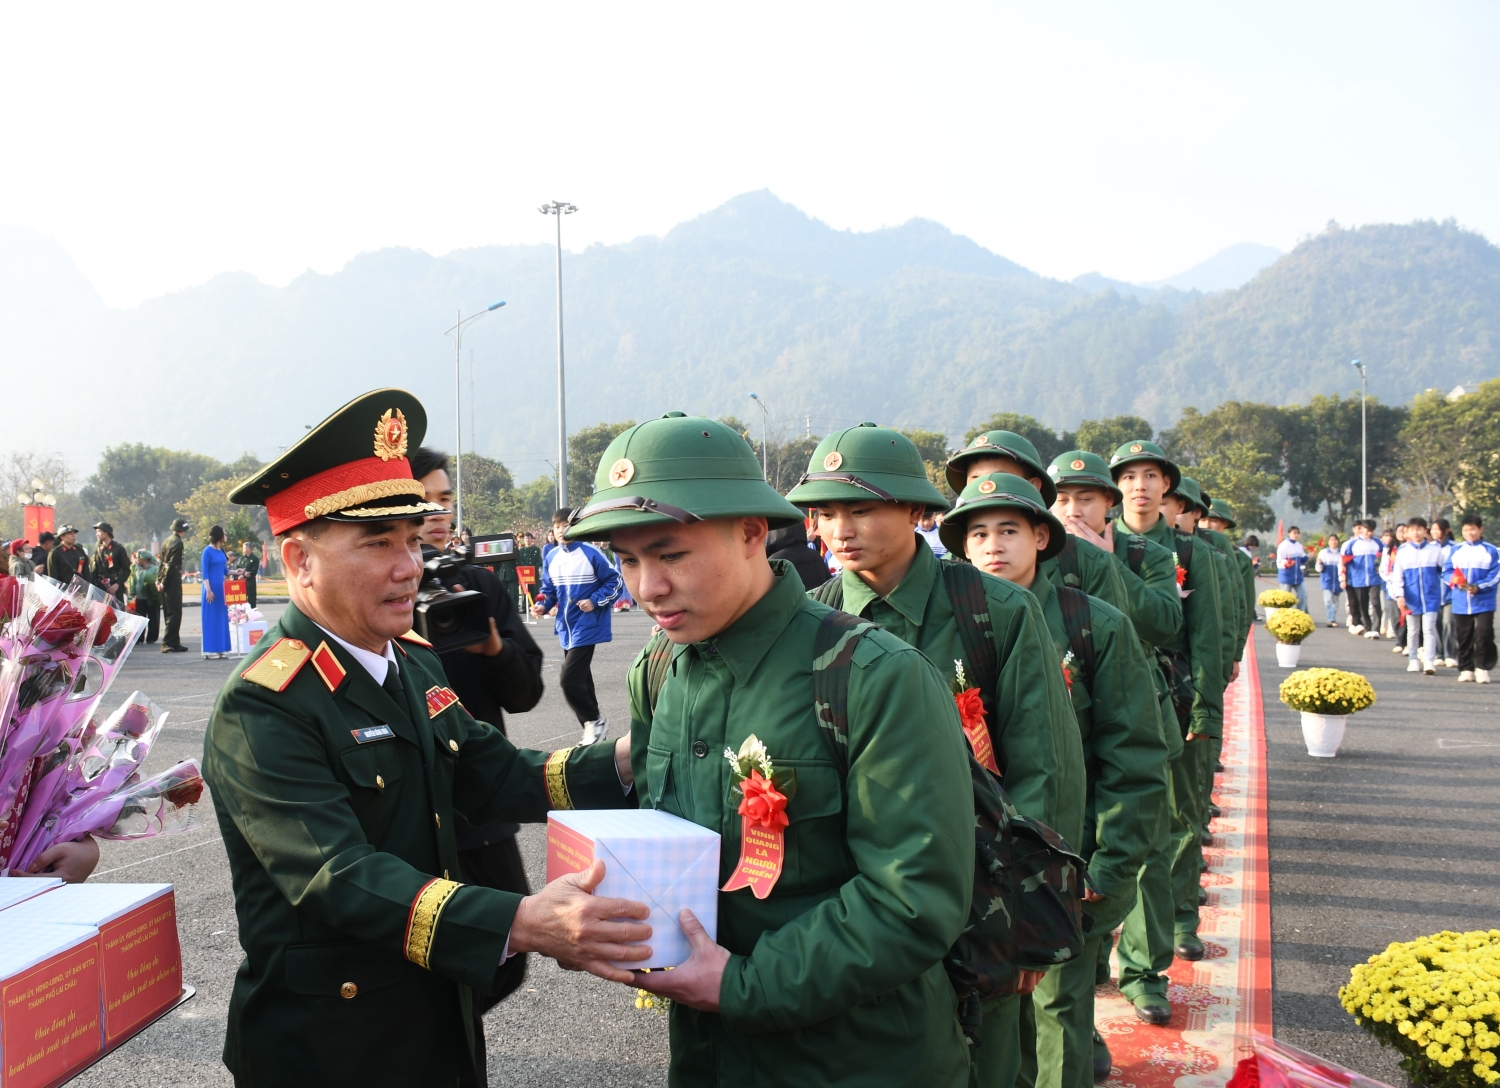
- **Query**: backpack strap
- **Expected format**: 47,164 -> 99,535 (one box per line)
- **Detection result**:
1053,586 -> 1097,693
1126,536 -> 1147,577
1171,529 -> 1195,575
810,575 -> 845,610
1054,534 -> 1083,589
812,609 -> 879,776
643,629 -> 676,716
940,561 -> 999,723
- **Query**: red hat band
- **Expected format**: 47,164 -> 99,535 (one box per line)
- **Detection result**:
265,456 -> 424,535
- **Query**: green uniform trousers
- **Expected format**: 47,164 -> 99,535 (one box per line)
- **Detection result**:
1114,770 -> 1177,1000
1172,736 -> 1215,936
1201,734 -> 1223,834
971,992 -> 1031,1088
1031,931 -> 1114,1088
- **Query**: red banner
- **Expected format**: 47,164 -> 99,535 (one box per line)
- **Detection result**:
21,505 -> 54,547
1,937 -> 102,1088
516,565 -> 537,586
224,579 -> 248,605
97,894 -> 182,1046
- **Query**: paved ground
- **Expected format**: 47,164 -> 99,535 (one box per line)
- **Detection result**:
65,587 -> 1500,1085
1261,581 -> 1500,1084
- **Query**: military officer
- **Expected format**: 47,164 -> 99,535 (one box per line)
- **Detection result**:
947,431 -> 1130,616
90,521 -> 132,601
942,474 -> 1167,1088
159,517 -> 190,653
1108,442 -> 1224,971
565,412 -> 975,1086
202,389 -> 652,1088
47,525 -> 91,584
786,424 -> 1082,1088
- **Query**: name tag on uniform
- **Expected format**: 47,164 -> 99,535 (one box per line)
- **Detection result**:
351,725 -> 395,744
425,686 -> 460,718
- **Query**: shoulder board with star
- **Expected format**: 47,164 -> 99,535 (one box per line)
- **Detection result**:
240,638 -> 313,692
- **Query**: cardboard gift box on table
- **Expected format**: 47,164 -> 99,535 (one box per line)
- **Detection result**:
0,917 -> 102,1088
546,810 -> 719,969
0,884 -> 181,1049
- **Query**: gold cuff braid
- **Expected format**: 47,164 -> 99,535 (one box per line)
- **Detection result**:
545,747 -> 575,810
404,878 -> 463,969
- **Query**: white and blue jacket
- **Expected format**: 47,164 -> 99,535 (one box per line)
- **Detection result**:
1442,539 -> 1500,615
1317,548 -> 1343,592
1276,539 -> 1306,585
1394,540 -> 1445,615
1340,536 -> 1383,588
536,541 -> 623,650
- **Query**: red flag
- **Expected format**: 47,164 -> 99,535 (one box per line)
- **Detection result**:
1277,519 -> 1285,545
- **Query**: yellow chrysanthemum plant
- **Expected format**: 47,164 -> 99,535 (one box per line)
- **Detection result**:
1340,929 -> 1500,1088
1259,588 -> 1298,608
1267,608 -> 1317,645
1279,668 -> 1377,716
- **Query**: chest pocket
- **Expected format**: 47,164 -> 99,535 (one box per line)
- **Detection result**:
339,744 -> 406,812
730,758 -> 851,895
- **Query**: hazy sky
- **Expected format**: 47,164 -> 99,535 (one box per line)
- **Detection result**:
3,1 -> 1496,308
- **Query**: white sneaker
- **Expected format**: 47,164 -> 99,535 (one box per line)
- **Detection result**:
1424,658 -> 1437,676
1364,630 -> 1381,639
1349,624 -> 1364,635
1478,670 -> 1492,684
1393,644 -> 1407,653
1445,658 -> 1459,669
579,718 -> 609,746
1407,659 -> 1421,672
1458,671 -> 1475,683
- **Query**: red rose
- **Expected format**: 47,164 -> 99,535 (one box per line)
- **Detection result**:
32,601 -> 88,648
737,769 -> 789,832
93,609 -> 116,646
162,776 -> 205,807
954,687 -> 986,732
1175,564 -> 1187,586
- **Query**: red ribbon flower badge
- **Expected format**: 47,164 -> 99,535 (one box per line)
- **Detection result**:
953,660 -> 999,774
721,735 -> 790,899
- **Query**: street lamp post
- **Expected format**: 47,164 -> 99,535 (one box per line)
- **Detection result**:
539,201 -> 577,508
445,301 -> 506,538
748,393 -> 769,479
1352,359 -> 1367,519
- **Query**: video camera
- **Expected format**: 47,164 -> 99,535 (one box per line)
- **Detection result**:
413,533 -> 515,652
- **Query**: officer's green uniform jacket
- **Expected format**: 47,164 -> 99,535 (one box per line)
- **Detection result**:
832,539 -> 1084,846
1197,528 -> 1243,672
1032,577 -> 1167,929
1042,535 -> 1131,616
629,565 -> 973,1087
48,542 -> 90,584
203,603 -> 630,1088
1132,515 -> 1225,737
159,534 -> 185,585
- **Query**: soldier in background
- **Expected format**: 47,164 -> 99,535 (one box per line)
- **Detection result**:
91,521 -> 132,601
236,542 -> 261,608
159,517 -> 190,653
48,525 -> 91,584
127,550 -> 162,644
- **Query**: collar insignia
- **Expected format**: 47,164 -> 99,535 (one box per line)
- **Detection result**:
310,641 -> 348,693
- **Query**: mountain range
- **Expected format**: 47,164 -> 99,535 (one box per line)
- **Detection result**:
3,192 -> 1497,485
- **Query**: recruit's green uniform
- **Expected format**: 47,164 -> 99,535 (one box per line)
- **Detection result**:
628,568 -> 974,1086
159,529 -> 187,650
1043,535 -> 1131,617
204,605 -> 630,1087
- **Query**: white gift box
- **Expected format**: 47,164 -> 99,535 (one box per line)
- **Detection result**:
232,619 -> 269,656
0,917 -> 103,1087
546,809 -> 720,969
2,884 -> 181,1048
0,877 -> 62,913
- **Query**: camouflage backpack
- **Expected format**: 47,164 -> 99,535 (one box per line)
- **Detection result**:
810,565 -> 1086,1044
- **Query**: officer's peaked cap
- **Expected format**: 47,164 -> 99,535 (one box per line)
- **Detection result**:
784,423 -> 949,512
563,412 -> 804,541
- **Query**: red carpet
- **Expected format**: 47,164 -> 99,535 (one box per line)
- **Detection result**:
1095,634 -> 1273,1086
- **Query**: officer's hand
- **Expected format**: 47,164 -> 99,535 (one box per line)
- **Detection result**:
577,599 -> 595,612
26,836 -> 100,883
463,617 -> 503,657
508,860 -> 652,984
632,909 -> 729,1012
1017,969 -> 1045,996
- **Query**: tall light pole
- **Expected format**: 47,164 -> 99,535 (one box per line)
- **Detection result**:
1352,359 -> 1368,519
748,392 -> 769,479
539,201 -> 577,507
445,301 -> 505,538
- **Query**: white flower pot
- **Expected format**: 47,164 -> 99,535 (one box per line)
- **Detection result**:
1265,607 -> 1281,626
1275,642 -> 1302,668
1301,711 -> 1347,757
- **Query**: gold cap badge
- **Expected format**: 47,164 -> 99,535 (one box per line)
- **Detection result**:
823,451 -> 844,471
608,458 -> 635,487
1071,459 -> 1085,470
374,409 -> 409,461
978,479 -> 997,494
1129,443 -> 1143,454
971,435 -> 990,447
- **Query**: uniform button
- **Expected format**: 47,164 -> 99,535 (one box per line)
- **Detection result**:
449,739 -> 459,752
375,775 -> 385,789
434,814 -> 442,829
340,982 -> 357,999
692,740 -> 709,758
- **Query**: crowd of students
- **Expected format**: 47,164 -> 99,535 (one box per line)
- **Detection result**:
1274,515 -> 1499,682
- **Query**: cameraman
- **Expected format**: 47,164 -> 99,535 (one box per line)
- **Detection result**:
410,449 -> 545,1060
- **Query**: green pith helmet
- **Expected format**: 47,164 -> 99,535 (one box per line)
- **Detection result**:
1171,475 -> 1207,516
784,423 -> 949,513
170,517 -> 191,533
1047,450 -> 1121,505
945,430 -> 1056,505
938,474 -> 1067,562
1209,498 -> 1237,528
563,412 -> 805,541
1107,438 -> 1182,493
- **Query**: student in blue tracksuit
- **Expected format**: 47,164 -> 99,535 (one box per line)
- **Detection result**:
532,508 -> 623,744
1444,515 -> 1500,684
1341,521 -> 1385,638
1433,519 -> 1459,667
1393,517 -> 1445,674
1276,526 -> 1308,611
1315,533 -> 1344,627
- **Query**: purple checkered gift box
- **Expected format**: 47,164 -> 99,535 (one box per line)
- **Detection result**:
547,809 -> 720,969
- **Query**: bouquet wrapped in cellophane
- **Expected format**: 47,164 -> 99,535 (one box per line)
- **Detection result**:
0,570 -> 200,875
